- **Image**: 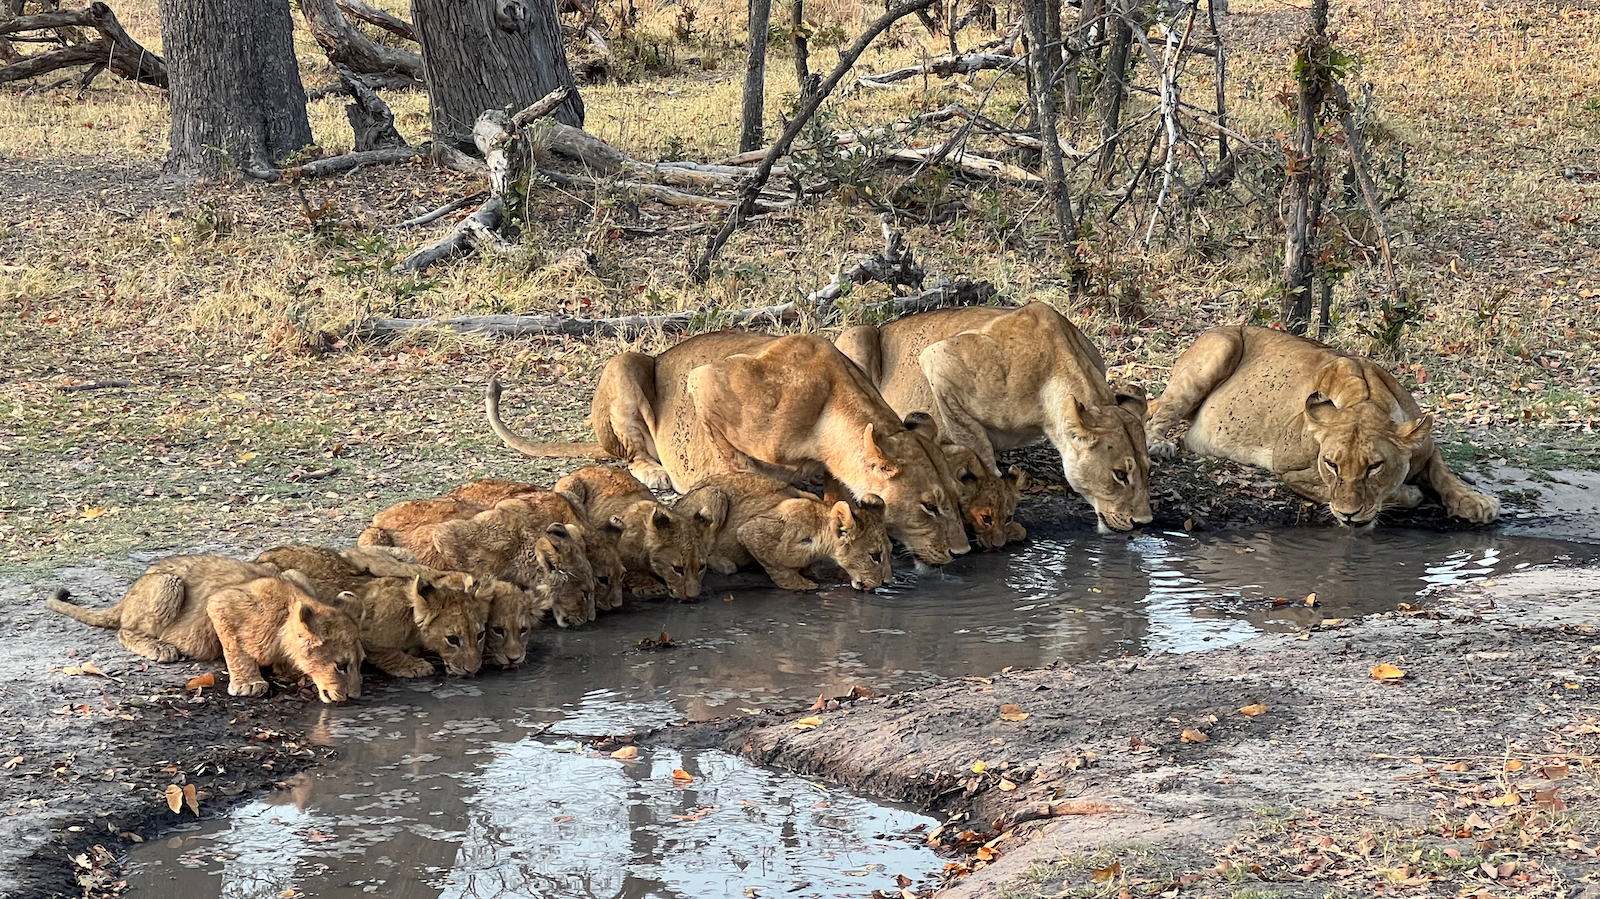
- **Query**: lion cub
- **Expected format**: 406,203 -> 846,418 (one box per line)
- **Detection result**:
259,544 -> 536,670
350,570 -> 488,677
676,472 -> 892,591
447,480 -> 629,614
359,499 -> 596,627
47,555 -> 363,702
942,444 -> 1027,550
555,466 -> 710,600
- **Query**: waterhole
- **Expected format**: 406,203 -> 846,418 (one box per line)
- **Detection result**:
125,525 -> 1593,898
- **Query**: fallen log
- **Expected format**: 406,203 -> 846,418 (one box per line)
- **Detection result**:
300,0 -> 425,85
286,145 -> 420,178
306,71 -> 420,101
0,2 -> 166,88
537,170 -> 792,214
392,197 -> 505,273
857,52 -> 1021,87
356,277 -> 999,340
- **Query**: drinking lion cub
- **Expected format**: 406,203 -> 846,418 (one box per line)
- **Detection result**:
46,555 -> 364,702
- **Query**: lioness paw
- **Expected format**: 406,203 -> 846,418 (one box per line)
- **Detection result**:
1446,490 -> 1500,525
1383,484 -> 1424,510
228,678 -> 269,697
1148,440 -> 1180,461
629,462 -> 673,493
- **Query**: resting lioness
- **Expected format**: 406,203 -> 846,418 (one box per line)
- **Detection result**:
47,555 -> 363,702
836,303 -> 1153,531
489,331 -> 972,567
1146,326 -> 1500,526
554,466 -> 710,600
675,472 -> 893,591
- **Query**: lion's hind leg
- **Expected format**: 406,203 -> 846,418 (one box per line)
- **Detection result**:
592,352 -> 661,466
1147,327 -> 1247,459
115,573 -> 189,663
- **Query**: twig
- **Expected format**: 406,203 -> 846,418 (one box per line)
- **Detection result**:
55,380 -> 132,394
391,191 -> 487,229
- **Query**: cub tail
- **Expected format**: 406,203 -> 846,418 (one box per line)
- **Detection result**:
45,588 -> 123,629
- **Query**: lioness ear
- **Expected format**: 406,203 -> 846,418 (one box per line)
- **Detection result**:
862,424 -> 897,474
409,576 -> 438,625
650,507 -> 674,532
545,522 -> 578,542
1396,414 -> 1433,449
1305,392 -> 1338,425
1061,396 -> 1092,440
295,601 -> 328,646
857,493 -> 886,515
534,537 -> 559,573
903,412 -> 939,440
1004,465 -> 1027,492
830,500 -> 855,534
1113,385 -> 1149,421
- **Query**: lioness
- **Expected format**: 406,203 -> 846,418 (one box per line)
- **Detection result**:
47,555 -> 363,702
447,479 -> 628,613
942,443 -> 1027,550
836,303 -> 1153,531
490,331 -> 972,567
554,466 -> 709,599
258,544 -> 536,669
346,572 -> 489,677
1146,326 -> 1500,526
675,472 -> 892,591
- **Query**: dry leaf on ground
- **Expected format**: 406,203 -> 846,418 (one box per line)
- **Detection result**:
999,703 -> 1028,722
185,672 -> 216,690
792,716 -> 823,730
164,785 -> 182,815
610,746 -> 638,760
1238,703 -> 1267,717
1091,860 -> 1122,882
183,783 -> 198,815
1370,663 -> 1406,681
1181,728 -> 1209,743
671,768 -> 693,783
998,778 -> 1017,792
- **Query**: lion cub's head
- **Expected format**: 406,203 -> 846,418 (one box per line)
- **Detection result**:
528,522 -> 598,627
826,494 -> 893,590
274,579 -> 364,703
641,504 -> 709,600
861,416 -> 971,566
475,577 -> 537,668
1304,392 -> 1430,526
1057,389 -> 1153,532
582,517 -> 627,612
405,572 -> 489,676
943,444 -> 1027,550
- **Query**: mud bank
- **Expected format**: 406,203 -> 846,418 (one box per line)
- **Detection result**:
658,567 -> 1600,897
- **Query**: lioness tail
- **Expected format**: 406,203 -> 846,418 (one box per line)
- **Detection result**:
45,588 -> 122,628
486,373 -> 610,459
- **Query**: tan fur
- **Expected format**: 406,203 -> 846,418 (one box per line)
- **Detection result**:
357,497 -> 485,549
838,303 -> 1153,532
677,472 -> 892,590
495,332 -> 971,566
1147,326 -> 1499,526
47,555 -> 362,702
473,577 -> 539,668
555,466 -> 709,600
256,545 -> 374,598
346,572 -> 490,677
942,443 -> 1027,550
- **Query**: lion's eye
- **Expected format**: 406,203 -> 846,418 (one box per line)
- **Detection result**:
446,635 -> 461,647
519,627 -> 529,636
979,513 -> 993,526
922,502 -> 940,516
869,551 -> 883,564
1324,459 -> 1339,473
1367,461 -> 1383,474
671,564 -> 685,575
493,626 -> 505,636
1114,469 -> 1131,485
477,630 -> 486,644
336,662 -> 349,675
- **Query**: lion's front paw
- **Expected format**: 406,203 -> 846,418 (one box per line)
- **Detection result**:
708,555 -> 739,576
386,656 -> 438,678
768,570 -> 818,591
1383,484 -> 1424,510
625,573 -> 668,598
629,462 -> 673,493
228,677 -> 269,697
1148,440 -> 1180,461
1446,489 -> 1501,525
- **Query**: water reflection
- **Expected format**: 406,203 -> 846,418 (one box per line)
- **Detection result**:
127,527 -> 1592,899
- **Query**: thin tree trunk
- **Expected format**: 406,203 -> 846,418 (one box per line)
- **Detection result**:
411,0 -> 583,147
1094,0 -> 1133,183
1208,0 -> 1228,162
157,0 -> 311,180
1280,0 -> 1330,335
740,0 -> 773,152
791,0 -> 816,100
1025,0 -> 1074,239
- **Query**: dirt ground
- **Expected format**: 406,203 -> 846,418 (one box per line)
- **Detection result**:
659,564 -> 1600,899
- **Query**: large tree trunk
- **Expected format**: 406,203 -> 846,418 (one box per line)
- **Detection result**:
739,0 -> 773,152
1280,0 -> 1330,335
411,0 -> 583,147
1094,0 -> 1134,183
157,0 -> 311,180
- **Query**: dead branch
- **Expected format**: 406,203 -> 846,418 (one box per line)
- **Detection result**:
0,3 -> 166,88
287,146 -> 420,178
335,64 -> 406,151
538,170 -> 792,213
807,214 -> 925,303
336,0 -> 416,41
512,85 -> 572,127
392,197 -> 505,273
857,52 -> 1020,88
306,71 -> 419,101
300,0 -> 425,85
692,0 -> 945,282
1330,82 -> 1399,301
391,191 -> 487,229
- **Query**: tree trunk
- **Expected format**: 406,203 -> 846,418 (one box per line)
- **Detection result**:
791,0 -> 817,100
739,0 -> 773,152
411,0 -> 583,148
1280,0 -> 1330,335
157,0 -> 311,180
1094,0 -> 1133,183
1025,0 -> 1074,239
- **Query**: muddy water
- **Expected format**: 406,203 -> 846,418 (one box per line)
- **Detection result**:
126,526 -> 1593,898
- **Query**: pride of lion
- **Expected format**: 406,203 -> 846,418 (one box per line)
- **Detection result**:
47,304 -> 1499,702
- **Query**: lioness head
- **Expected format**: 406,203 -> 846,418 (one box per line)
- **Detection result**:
529,523 -> 598,627
1304,393 -> 1430,526
408,573 -> 488,676
862,416 -> 971,566
828,494 -> 893,590
1058,390 -> 1153,532
476,577 -> 537,668
643,505 -> 709,600
284,590 -> 364,703
943,444 -> 1027,550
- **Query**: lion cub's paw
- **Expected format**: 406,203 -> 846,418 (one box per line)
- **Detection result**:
624,573 -> 668,597
707,555 -> 740,576
1148,440 -> 1180,461
151,641 -> 184,664
228,677 -> 270,698
387,656 -> 439,678
768,570 -> 818,591
1446,489 -> 1501,525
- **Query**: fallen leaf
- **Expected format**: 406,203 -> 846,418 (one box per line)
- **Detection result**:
971,760 -> 987,774
1535,787 -> 1565,811
80,506 -> 107,520
671,769 -> 694,784
792,716 -> 823,730
552,814 -> 576,823
808,694 -> 827,711
1504,759 -> 1524,772
975,846 -> 997,862
1487,791 -> 1522,807
164,784 -> 182,814
1539,764 -> 1570,779
237,451 -> 258,463
999,703 -> 1028,722
610,746 -> 638,760
185,672 -> 216,690
1180,729 -> 1209,743
2,756 -> 22,770
1443,762 -> 1469,772
1238,703 -> 1267,717
1091,860 -> 1122,882
1370,663 -> 1406,681
183,783 -> 199,815
998,778 -> 1017,792
1303,592 -> 1318,607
